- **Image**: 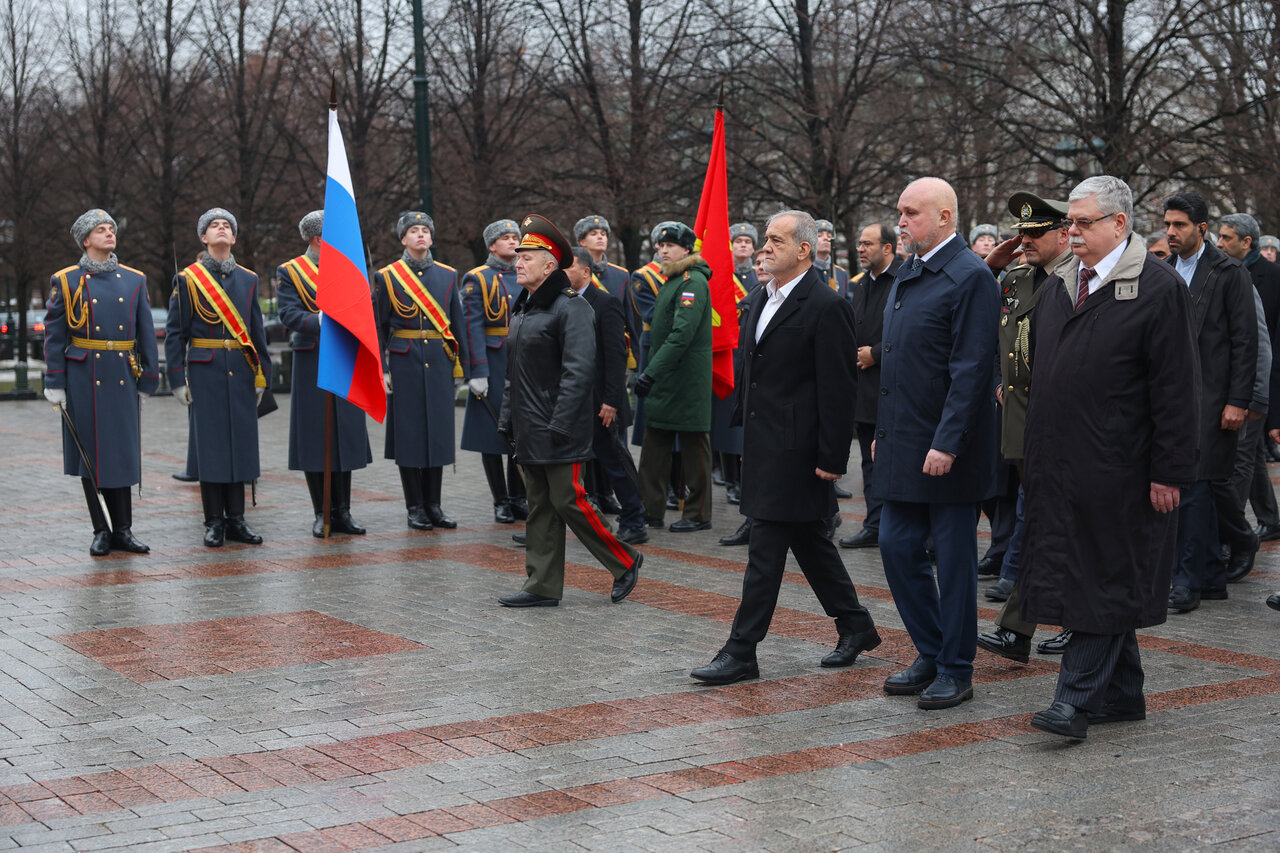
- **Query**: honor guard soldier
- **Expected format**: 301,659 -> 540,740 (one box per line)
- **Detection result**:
575,214 -> 630,302
813,219 -> 851,301
460,219 -> 528,524
166,208 -> 271,547
969,223 -> 999,258
730,222 -> 760,293
1260,234 -> 1280,264
627,222 -> 675,447
44,209 -> 159,556
374,211 -> 467,530
276,210 -> 373,537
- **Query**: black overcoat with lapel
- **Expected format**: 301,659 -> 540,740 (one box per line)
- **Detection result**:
735,266 -> 858,522
850,257 -> 901,426
581,283 -> 633,428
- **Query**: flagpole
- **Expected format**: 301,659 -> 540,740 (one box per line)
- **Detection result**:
319,75 -> 339,539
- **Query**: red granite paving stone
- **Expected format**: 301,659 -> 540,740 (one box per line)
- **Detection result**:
120,764 -> 183,787
1139,637 -> 1280,674
778,745 -> 864,773
419,719 -> 507,740
513,724 -> 585,746
441,802 -> 518,831
19,796 -> 78,821
478,729 -> 545,751
401,741 -> 470,764
222,770 -> 282,792
317,823 -> 394,849
103,785 -> 163,809
360,815 -> 438,843
0,804 -> 29,826
444,736 -> 510,758
404,809 -> 472,835
379,729 -> 439,748
565,777 -> 666,807
271,831 -> 353,852
486,790 -> 591,822
76,770 -> 134,791
185,774 -> 248,798
60,790 -> 126,816
2,782 -> 53,803
1147,674 -> 1280,711
143,779 -> 202,801
948,714 -> 1036,739
637,768 -> 737,794
849,726 -> 989,761
701,760 -> 776,783
159,758 -> 219,779
200,755 -> 258,775
194,841 -> 299,853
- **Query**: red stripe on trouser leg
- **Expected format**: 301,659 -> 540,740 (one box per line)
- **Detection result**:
571,462 -> 633,568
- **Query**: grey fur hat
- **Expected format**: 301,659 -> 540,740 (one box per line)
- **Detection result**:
483,219 -> 519,247
71,208 -> 117,248
574,214 -> 610,242
397,211 -> 435,240
198,207 -> 238,239
298,210 -> 324,242
650,221 -> 678,246
730,222 -> 758,244
655,221 -> 696,251
815,219 -> 835,234
1261,235 -> 1280,251
969,223 -> 999,244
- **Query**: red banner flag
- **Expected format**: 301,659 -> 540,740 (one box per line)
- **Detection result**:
693,106 -> 737,399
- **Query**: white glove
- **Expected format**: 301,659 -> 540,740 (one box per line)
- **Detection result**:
383,372 -> 393,394
175,385 -> 192,406
469,377 -> 489,398
44,387 -> 66,407
137,392 -> 147,410
256,387 -> 264,405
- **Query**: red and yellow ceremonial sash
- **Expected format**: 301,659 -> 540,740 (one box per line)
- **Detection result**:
285,255 -> 320,312
590,274 -> 608,293
386,260 -> 463,378
183,263 -> 266,388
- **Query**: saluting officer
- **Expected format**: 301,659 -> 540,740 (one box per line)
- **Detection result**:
576,214 -> 630,302
814,219 -> 851,301
44,209 -> 159,556
374,211 -> 467,531
166,208 -> 271,547
460,219 -> 528,524
276,210 -> 372,537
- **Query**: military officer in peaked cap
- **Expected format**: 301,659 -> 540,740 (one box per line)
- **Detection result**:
461,219 -> 529,523
276,210 -> 373,537
813,219 -> 851,301
374,210 -> 468,531
166,207 -> 271,547
44,209 -> 159,556
1261,234 -> 1279,264
576,214 -> 631,303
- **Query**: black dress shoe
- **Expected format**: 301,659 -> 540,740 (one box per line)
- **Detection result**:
839,528 -> 878,549
512,531 -> 526,546
494,501 -> 516,524
1031,701 -> 1088,739
1267,593 -> 1280,611
425,504 -> 456,529
1168,585 -> 1200,613
1255,522 -> 1280,542
666,488 -> 681,510
883,657 -> 937,695
820,628 -> 882,667
725,484 -> 741,505
918,674 -> 973,710
499,590 -> 558,607
711,467 -> 725,486
1036,629 -> 1072,654
822,514 -> 841,540
313,514 -> 327,538
976,627 -> 1031,663
596,494 -> 623,515
224,517 -> 263,544
669,519 -> 712,532
1086,701 -> 1146,724
1226,536 -> 1258,582
203,520 -> 226,548
719,520 -> 752,546
985,577 -> 1014,602
611,553 -> 641,603
690,651 -> 759,685
109,529 -> 150,554
1201,586 -> 1228,601
509,497 -> 530,521
616,525 -> 650,545
171,471 -> 198,482
977,554 -> 1002,576
90,530 -> 112,557
646,516 -> 665,529
407,506 -> 434,530
833,484 -> 853,499
330,509 -> 366,535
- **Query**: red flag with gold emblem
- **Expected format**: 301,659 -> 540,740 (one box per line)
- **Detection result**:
693,105 -> 736,399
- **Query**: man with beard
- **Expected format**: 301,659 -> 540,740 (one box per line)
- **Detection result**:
44,209 -> 159,555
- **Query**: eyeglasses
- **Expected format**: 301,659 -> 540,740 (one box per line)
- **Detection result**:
1062,213 -> 1117,230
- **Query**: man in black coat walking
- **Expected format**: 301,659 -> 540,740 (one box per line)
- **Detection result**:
690,210 -> 880,685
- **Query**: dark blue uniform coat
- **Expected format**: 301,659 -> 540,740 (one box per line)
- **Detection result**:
165,261 -> 271,484
45,263 -> 159,487
628,262 -> 665,446
459,263 -> 516,455
374,259 -> 466,468
276,255 -> 372,472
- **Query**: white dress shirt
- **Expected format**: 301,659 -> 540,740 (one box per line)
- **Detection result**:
755,270 -> 805,342
1082,236 -> 1132,295
1174,242 -> 1205,288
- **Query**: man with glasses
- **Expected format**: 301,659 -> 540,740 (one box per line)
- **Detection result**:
1018,176 -> 1198,739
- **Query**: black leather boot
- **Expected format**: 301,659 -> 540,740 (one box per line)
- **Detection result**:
494,499 -> 516,524
83,478 -> 112,556
329,472 -> 366,534
424,466 -> 456,528
200,481 -> 225,547
223,483 -> 263,544
106,487 -> 149,553
400,467 -> 432,529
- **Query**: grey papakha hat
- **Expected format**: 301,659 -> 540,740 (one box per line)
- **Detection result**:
397,211 -> 435,240
969,223 -> 999,244
730,222 -> 758,244
650,221 -> 678,246
298,210 -> 324,242
483,219 -> 519,247
815,219 -> 835,234
71,209 -> 117,248
198,207 -> 238,239
574,214 -> 610,242
1259,235 -> 1279,251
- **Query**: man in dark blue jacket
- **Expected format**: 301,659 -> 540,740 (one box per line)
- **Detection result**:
873,177 -> 998,710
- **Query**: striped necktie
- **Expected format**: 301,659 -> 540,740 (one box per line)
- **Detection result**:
1076,267 -> 1096,310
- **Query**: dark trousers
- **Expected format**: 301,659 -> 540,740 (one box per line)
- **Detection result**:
880,500 -> 980,679
592,422 -> 645,529
723,518 -> 874,660
638,427 -> 711,523
999,485 -> 1026,582
1247,422 -> 1279,527
981,465 -> 1019,561
1215,441 -> 1256,552
1174,480 -> 1225,591
1054,629 -> 1144,713
519,461 -> 638,599
855,422 -> 881,532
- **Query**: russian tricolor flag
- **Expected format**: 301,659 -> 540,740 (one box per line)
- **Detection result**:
317,106 -> 386,423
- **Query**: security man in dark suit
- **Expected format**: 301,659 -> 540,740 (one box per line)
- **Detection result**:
874,178 -> 998,710
276,210 -> 372,537
44,209 -> 159,556
166,208 -> 271,547
691,210 -> 880,684
840,222 -> 902,550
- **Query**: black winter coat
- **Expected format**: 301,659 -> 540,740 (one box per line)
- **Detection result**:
499,270 -> 597,465
581,283 -> 633,428
850,257 -> 901,425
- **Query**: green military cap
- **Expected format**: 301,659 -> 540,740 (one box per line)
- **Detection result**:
655,221 -> 696,251
1007,191 -> 1068,230
516,214 -> 572,268
1260,235 -> 1280,251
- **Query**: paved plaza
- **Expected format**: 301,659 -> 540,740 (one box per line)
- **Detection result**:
0,395 -> 1277,851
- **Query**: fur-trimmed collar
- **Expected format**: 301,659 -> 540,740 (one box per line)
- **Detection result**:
522,268 -> 572,310
201,253 -> 237,276
660,252 -> 703,278
79,253 -> 119,274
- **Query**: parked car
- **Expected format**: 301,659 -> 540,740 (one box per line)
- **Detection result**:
2,311 -> 47,360
150,307 -> 168,344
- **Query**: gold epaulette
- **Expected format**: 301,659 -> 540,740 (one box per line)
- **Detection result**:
466,264 -> 490,276
53,265 -> 79,278
119,264 -> 146,276
435,261 -> 457,272
607,262 -> 628,272
235,264 -> 258,277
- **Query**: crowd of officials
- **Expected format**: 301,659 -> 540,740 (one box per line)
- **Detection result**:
42,172 -> 1280,742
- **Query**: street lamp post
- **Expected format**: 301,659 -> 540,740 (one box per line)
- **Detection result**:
410,0 -> 433,217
